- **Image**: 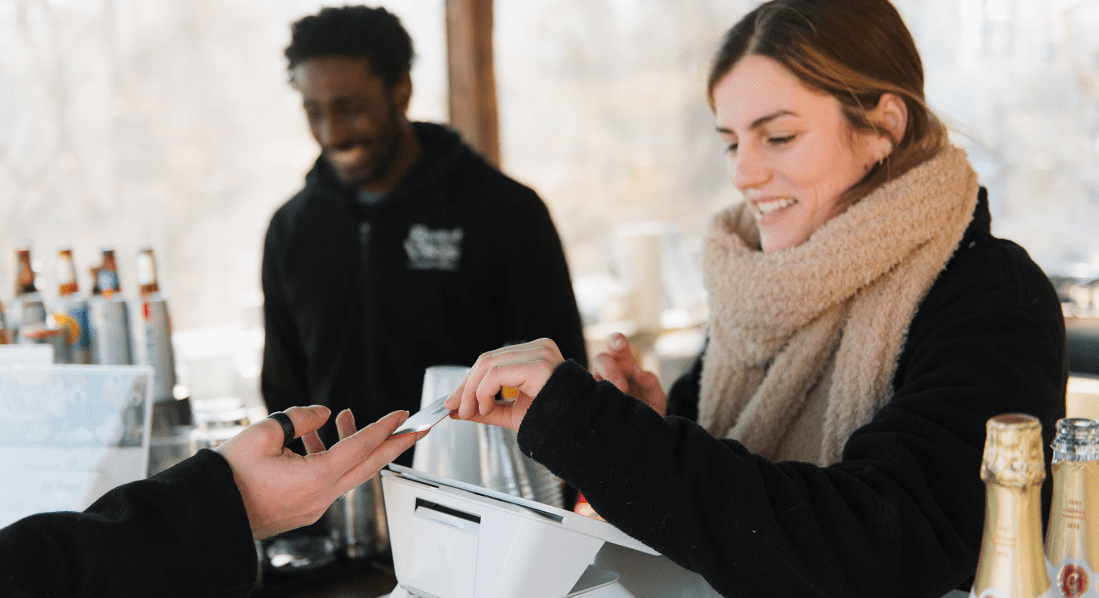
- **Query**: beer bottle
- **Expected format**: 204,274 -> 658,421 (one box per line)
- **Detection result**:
97,247 -> 121,296
87,247 -> 132,365
1045,418 -> 1099,598
970,413 -> 1056,598
136,246 -> 160,295
56,248 -> 79,296
51,248 -> 91,364
131,246 -> 177,406
0,302 -> 9,344
10,246 -> 47,343
15,247 -> 37,296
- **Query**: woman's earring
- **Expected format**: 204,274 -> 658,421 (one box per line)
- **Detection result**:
877,141 -> 894,167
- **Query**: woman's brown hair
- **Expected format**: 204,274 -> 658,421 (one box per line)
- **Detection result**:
708,0 -> 947,206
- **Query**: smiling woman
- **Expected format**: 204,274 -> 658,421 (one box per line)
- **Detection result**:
443,1 -> 1068,596
711,55 -> 905,253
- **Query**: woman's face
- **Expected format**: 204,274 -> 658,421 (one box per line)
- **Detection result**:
712,55 -> 883,253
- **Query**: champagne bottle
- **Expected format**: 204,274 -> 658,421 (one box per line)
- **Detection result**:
51,248 -> 91,364
1045,418 -> 1099,598
970,413 -> 1056,598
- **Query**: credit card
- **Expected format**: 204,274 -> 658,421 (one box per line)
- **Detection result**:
388,395 -> 452,438
387,386 -> 520,438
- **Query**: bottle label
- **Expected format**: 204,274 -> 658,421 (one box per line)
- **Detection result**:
1059,563 -> 1088,598
97,269 -> 119,293
1050,561 -> 1099,598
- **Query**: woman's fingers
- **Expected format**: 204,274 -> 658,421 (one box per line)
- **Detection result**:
591,351 -> 630,393
444,339 -> 564,430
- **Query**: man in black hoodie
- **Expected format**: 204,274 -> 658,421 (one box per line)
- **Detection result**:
262,5 -> 587,464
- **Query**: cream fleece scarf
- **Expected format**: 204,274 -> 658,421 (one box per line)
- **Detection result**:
698,144 -> 979,466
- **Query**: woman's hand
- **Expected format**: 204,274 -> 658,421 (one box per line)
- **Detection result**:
591,332 -> 667,415
215,405 -> 422,540
443,338 -> 565,431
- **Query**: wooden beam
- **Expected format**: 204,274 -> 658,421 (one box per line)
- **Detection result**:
445,0 -> 500,166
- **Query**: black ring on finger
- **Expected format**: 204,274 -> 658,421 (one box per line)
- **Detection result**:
268,411 -> 295,448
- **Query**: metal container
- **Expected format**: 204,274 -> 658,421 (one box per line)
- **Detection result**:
130,295 -> 177,403
8,296 -> 46,344
16,325 -> 66,363
88,295 -> 133,365
327,473 -> 390,559
51,296 -> 91,364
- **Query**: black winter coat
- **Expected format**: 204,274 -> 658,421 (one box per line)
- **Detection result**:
516,189 -> 1067,598
262,123 -> 587,459
0,450 -> 257,598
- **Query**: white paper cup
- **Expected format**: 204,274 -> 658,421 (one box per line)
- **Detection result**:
411,365 -> 482,485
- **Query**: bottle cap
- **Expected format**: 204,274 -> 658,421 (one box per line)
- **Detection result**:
981,413 -> 1046,487
1052,417 -> 1099,462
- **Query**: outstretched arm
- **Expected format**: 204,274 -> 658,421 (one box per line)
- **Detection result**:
0,406 -> 421,598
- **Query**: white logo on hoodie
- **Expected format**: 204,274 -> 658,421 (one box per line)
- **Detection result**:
404,224 -> 464,271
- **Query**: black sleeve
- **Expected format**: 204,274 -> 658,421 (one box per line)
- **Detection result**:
0,450 -> 258,598
261,212 -> 309,415
498,189 -> 588,368
516,243 -> 1066,598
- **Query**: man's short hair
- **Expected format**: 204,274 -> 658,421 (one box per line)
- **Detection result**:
285,5 -> 415,86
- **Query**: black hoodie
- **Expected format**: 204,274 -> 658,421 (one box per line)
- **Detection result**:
261,123 -> 587,460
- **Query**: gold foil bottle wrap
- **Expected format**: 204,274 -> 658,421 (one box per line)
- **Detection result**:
982,413 -> 1047,488
971,413 -> 1054,598
1046,418 -> 1099,598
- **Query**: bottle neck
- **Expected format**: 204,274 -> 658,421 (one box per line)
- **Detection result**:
57,255 -> 78,295
1046,461 -> 1099,587
98,256 -> 120,294
136,251 -> 159,295
973,483 -> 1051,598
15,252 -> 36,295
